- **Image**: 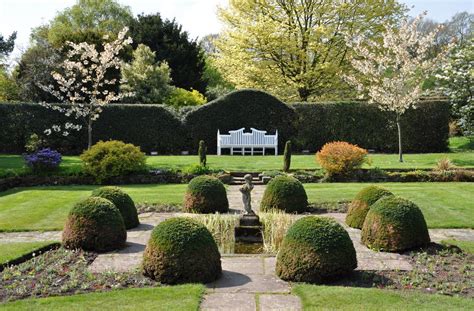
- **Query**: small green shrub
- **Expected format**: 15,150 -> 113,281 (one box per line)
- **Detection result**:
283,140 -> 292,172
92,186 -> 139,229
198,140 -> 207,166
62,197 -> 126,252
167,88 -> 206,108
184,175 -> 229,213
345,186 -> 393,229
361,196 -> 430,252
276,216 -> 357,283
142,217 -> 221,284
80,140 -> 146,183
184,164 -> 212,175
260,175 -> 308,213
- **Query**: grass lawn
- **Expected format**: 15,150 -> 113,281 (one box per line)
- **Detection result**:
0,241 -> 57,265
1,137 -> 473,172
0,184 -> 187,232
293,285 -> 474,310
441,239 -> 474,254
304,182 -> 474,228
0,182 -> 472,232
0,285 -> 204,311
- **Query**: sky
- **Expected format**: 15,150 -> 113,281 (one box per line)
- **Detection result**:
0,0 -> 473,63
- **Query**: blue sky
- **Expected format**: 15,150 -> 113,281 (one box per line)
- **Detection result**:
0,0 -> 472,62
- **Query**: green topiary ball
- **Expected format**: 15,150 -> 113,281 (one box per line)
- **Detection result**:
92,186 -> 139,229
361,196 -> 430,252
276,216 -> 357,283
184,175 -> 229,213
62,197 -> 126,252
345,186 -> 393,229
260,175 -> 308,213
142,217 -> 221,284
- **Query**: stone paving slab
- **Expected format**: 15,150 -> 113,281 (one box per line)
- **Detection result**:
201,293 -> 256,311
259,294 -> 302,311
207,256 -> 290,294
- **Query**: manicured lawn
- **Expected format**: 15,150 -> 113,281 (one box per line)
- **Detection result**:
1,152 -> 473,172
441,239 -> 474,254
0,285 -> 204,310
1,137 -> 473,172
0,184 -> 187,232
304,182 -> 474,228
0,241 -> 57,265
293,285 -> 474,310
1,182 -> 472,231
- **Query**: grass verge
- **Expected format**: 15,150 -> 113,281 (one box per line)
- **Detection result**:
293,285 -> 474,310
0,241 -> 58,266
0,285 -> 204,311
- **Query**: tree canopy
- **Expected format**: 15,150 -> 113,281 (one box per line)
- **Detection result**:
216,0 -> 406,101
130,13 -> 207,94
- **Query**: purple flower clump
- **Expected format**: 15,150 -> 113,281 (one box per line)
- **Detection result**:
25,148 -> 62,172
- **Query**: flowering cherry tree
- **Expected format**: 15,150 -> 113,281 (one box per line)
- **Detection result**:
39,27 -> 133,149
436,38 -> 473,135
345,13 -> 448,162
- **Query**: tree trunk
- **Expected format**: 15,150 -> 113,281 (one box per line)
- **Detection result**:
87,122 -> 92,150
298,87 -> 310,102
396,114 -> 403,163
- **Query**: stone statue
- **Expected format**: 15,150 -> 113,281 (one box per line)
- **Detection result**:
240,174 -> 254,215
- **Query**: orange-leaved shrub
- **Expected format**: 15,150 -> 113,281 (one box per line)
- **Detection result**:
316,141 -> 368,175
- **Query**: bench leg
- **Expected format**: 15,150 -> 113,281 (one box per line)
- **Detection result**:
231,147 -> 233,155
275,146 -> 278,156
251,147 -> 254,156
218,146 -> 221,156
263,147 -> 265,156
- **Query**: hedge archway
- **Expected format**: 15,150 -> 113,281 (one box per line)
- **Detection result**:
184,89 -> 298,154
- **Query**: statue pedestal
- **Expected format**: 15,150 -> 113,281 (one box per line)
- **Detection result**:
235,214 -> 263,244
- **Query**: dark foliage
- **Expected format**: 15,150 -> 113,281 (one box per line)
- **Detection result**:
293,100 -> 450,152
283,140 -> 292,172
0,103 -> 187,154
130,13 -> 207,93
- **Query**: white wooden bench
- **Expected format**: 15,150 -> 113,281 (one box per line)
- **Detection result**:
217,128 -> 278,156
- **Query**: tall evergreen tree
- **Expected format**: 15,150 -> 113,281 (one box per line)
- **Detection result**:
130,13 -> 207,94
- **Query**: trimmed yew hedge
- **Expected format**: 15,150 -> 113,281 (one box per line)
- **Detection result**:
0,103 -> 187,154
293,100 -> 450,153
0,92 -> 449,154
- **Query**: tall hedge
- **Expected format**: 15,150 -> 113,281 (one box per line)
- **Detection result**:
0,95 -> 449,154
184,89 -> 298,154
0,103 -> 186,154
293,100 -> 449,153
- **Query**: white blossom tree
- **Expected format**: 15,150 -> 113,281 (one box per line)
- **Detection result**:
435,38 -> 473,135
39,27 -> 133,149
345,13 -> 448,162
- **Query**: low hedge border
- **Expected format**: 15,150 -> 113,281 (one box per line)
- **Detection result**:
1,168 -> 472,193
